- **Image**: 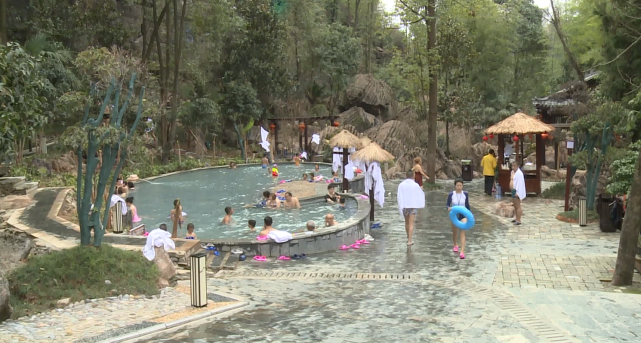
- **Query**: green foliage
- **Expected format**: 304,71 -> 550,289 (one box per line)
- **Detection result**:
9,164 -> 76,188
8,245 -> 159,319
607,141 -> 641,196
180,98 -> 222,135
542,182 -> 566,200
313,23 -> 361,101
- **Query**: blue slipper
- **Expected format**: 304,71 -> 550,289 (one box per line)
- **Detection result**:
291,254 -> 302,259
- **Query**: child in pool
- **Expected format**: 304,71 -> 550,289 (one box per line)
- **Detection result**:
185,223 -> 197,239
222,206 -> 234,224
302,173 -> 308,181
338,197 -> 346,210
248,219 -> 256,231
126,197 -> 142,223
271,164 -> 279,177
315,164 -> 320,172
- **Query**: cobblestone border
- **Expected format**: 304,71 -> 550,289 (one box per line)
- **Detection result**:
98,300 -> 250,343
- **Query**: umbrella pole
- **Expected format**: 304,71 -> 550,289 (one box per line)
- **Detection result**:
342,149 -> 349,192
370,178 -> 375,221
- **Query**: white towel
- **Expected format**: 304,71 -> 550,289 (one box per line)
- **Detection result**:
345,162 -> 355,180
397,179 -> 425,217
332,147 -> 342,172
267,230 -> 293,243
371,162 -> 385,207
260,127 -> 269,142
110,195 -> 128,215
142,228 -> 176,261
259,140 -> 270,152
311,134 -> 320,145
300,151 -> 308,159
513,168 -> 527,200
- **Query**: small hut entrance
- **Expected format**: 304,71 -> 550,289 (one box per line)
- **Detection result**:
486,113 -> 555,196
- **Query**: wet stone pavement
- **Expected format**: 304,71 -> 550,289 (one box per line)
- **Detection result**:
134,179 -> 641,343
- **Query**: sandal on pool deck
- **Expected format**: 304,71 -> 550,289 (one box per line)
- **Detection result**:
460,253 -> 466,259
231,248 -> 243,254
513,221 -> 521,226
340,245 -> 349,250
453,246 -> 459,253
278,256 -> 291,260
350,244 -> 360,249
253,255 -> 267,261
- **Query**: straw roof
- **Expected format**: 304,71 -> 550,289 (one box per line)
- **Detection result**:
357,136 -> 372,149
485,112 -> 556,135
329,129 -> 360,148
351,142 -> 395,163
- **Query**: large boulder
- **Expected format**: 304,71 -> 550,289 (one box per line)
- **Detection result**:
51,151 -> 77,173
338,107 -> 382,132
339,74 -> 397,119
364,120 -> 416,159
153,247 -> 176,287
569,170 -> 609,210
394,147 -> 461,180
0,273 -> 11,322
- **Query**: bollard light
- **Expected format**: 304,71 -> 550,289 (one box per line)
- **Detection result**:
190,252 -> 208,307
578,196 -> 587,227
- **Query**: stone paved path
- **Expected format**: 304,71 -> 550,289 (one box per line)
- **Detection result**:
129,179 -> 641,343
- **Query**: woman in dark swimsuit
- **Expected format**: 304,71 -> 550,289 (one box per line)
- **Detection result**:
267,193 -> 281,209
411,157 -> 429,187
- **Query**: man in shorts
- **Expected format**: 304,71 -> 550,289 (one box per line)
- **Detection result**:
397,170 -> 426,246
511,161 -> 526,225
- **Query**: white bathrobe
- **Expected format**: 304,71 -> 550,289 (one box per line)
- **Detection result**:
267,230 -> 293,243
110,195 -> 128,215
311,134 -> 320,145
332,147 -> 342,172
142,228 -> 176,261
397,179 -> 425,217
371,162 -> 385,207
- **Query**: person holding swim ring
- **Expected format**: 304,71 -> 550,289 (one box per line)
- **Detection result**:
446,179 -> 470,259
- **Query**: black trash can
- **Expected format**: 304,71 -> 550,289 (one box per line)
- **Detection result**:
596,194 -> 623,232
461,159 -> 473,181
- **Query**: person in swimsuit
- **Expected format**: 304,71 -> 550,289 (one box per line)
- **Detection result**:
229,161 -> 237,169
338,197 -> 346,210
126,197 -> 141,224
267,193 -> 281,209
411,157 -> 429,187
222,206 -> 234,224
248,219 -> 257,231
446,179 -> 470,259
293,155 -> 301,166
324,184 -> 340,204
302,173 -> 308,181
259,216 -> 277,236
185,223 -> 197,239
325,213 -> 337,227
262,156 -> 269,168
315,164 -> 320,172
170,199 -> 183,238
283,192 -> 301,209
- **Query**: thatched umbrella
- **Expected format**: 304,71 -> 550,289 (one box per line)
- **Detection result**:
330,130 -> 360,192
357,136 -> 371,149
486,112 -> 555,135
351,142 -> 395,221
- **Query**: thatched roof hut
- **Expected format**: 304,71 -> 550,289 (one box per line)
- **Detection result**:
486,112 -> 555,135
338,107 -> 381,132
357,136 -> 371,149
339,74 -> 397,119
351,142 -> 395,163
329,130 -> 360,148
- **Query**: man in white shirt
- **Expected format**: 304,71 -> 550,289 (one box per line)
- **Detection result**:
511,161 -> 526,225
397,170 -> 426,246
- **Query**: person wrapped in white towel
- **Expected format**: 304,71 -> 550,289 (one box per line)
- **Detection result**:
397,170 -> 425,246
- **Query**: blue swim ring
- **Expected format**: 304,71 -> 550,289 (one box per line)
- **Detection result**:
449,206 -> 475,230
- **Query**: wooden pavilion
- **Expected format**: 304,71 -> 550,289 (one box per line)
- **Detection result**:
486,113 -> 556,196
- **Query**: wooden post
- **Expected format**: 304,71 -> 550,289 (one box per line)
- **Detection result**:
178,142 -> 181,165
274,121 -> 279,157
369,181 -> 375,221
298,126 -> 303,153
342,149 -> 349,192
564,147 -> 573,211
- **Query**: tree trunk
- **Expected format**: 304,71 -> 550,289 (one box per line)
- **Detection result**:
168,0 -> 187,162
445,121 -> 450,157
611,149 -> 641,286
233,122 -> 246,161
142,0 -> 148,59
0,0 -> 7,44
550,0 -> 584,82
426,0 -> 438,183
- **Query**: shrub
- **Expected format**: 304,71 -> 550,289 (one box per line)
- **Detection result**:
542,182 -> 565,199
9,245 -> 159,319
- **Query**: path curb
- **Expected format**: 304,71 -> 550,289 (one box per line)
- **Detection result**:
99,301 -> 250,343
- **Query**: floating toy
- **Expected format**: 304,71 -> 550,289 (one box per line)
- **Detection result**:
276,189 -> 286,193
279,180 -> 292,184
278,196 -> 286,201
314,175 -> 323,182
449,206 -> 476,230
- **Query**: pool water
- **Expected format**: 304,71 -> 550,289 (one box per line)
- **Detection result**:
131,164 -> 358,239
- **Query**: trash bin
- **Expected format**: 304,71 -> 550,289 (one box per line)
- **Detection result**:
461,160 -> 473,181
596,194 -> 623,232
190,252 -> 208,307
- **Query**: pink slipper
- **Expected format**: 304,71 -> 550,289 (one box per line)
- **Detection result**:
460,253 -> 465,259
453,246 -> 459,252
361,240 -> 370,244
253,256 -> 267,261
340,245 -> 349,250
256,235 -> 269,241
350,244 -> 360,249
278,256 -> 291,260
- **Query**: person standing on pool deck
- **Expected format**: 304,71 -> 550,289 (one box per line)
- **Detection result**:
511,161 -> 526,225
447,179 -> 470,259
397,170 -> 426,246
411,157 -> 429,188
481,149 -> 497,195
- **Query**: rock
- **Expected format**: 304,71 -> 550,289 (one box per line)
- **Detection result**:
473,171 -> 482,179
338,107 -> 382,132
568,170 -> 609,210
365,120 -> 417,159
56,298 -> 71,308
104,280 -> 111,285
0,273 -> 11,322
493,201 -> 515,218
0,166 -> 8,177
339,74 -> 397,119
153,246 -> 176,285
469,143 -> 497,174
30,158 -> 53,176
394,147 -> 461,180
51,151 -> 78,174
540,165 -> 566,180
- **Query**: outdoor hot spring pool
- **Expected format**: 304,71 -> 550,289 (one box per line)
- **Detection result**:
131,164 -> 358,239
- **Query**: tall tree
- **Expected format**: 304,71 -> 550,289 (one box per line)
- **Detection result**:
0,0 -> 7,44
426,0 -> 437,183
